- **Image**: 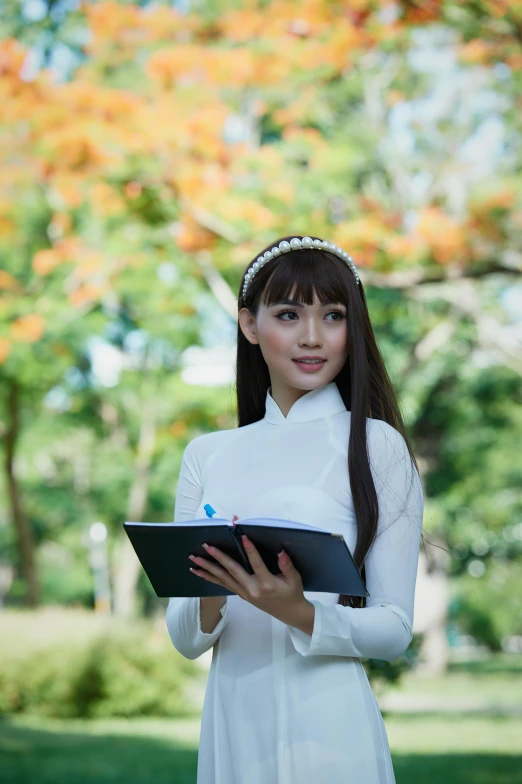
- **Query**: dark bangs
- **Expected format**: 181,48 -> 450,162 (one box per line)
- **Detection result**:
245,235 -> 357,311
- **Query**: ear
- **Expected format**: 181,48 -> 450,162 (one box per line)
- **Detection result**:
238,307 -> 259,346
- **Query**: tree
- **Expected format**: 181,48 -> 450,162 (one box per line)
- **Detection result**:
1,1 -> 520,633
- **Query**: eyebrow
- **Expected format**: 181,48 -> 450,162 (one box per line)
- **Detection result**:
271,299 -> 345,308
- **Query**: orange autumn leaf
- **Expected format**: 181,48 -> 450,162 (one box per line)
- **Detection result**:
414,206 -> 467,264
10,313 -> 45,343
205,49 -> 258,88
146,45 -> 205,85
32,248 -> 64,275
458,39 -> 494,66
169,420 -> 189,438
58,79 -> 142,122
253,47 -> 301,86
88,182 -> 125,216
384,234 -> 426,265
282,126 -> 323,144
0,270 -> 20,291
266,180 -> 296,205
43,125 -> 118,172
53,343 -> 72,358
510,210 -> 522,228
243,144 -> 285,174
471,188 -> 516,213
0,214 -> 16,238
333,216 -> 389,265
217,9 -> 266,42
75,251 -> 105,280
52,174 -> 85,208
177,303 -> 197,316
482,0 -> 508,19
55,235 -> 84,260
386,90 -> 406,107
0,337 -> 11,364
124,181 -> 142,199
505,53 -> 522,71
213,194 -> 276,229
84,1 -> 195,52
173,170 -> 204,200
139,6 -> 188,42
175,217 -> 216,252
0,38 -> 28,78
84,1 -> 145,48
236,200 -> 276,231
401,2 -> 443,25
48,212 -> 72,236
273,85 -> 319,126
319,20 -> 367,70
68,282 -> 108,307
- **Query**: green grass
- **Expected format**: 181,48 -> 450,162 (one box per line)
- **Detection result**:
376,652 -> 522,711
0,713 -> 521,784
1,655 -> 521,783
389,714 -> 522,784
0,716 -> 200,784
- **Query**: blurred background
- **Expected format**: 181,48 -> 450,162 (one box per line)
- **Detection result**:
0,0 -> 521,782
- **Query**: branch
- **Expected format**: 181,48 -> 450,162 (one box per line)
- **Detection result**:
410,279 -> 522,376
360,258 -> 521,290
194,250 -> 239,321
393,318 -> 456,396
179,196 -> 245,244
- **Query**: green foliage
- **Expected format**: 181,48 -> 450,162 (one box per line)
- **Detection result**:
0,0 -> 521,644
0,609 -> 198,719
365,633 -> 423,698
450,558 -> 522,651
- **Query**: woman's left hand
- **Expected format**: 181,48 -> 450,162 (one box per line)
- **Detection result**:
189,535 -> 309,626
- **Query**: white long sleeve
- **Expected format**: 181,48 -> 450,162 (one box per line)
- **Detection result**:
165,439 -> 229,660
287,420 -> 424,662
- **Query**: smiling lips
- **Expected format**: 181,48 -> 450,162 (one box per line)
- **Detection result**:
293,358 -> 327,372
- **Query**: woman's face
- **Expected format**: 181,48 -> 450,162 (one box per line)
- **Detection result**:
238,286 -> 350,405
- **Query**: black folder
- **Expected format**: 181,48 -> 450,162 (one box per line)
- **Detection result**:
124,517 -> 369,598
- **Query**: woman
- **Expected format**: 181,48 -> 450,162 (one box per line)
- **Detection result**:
167,235 -> 424,783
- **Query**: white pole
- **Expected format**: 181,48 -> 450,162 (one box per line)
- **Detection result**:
88,522 -> 112,614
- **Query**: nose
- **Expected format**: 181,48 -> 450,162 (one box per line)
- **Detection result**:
298,317 -> 323,348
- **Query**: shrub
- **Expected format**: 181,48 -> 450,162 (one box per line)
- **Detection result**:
0,607 -> 199,718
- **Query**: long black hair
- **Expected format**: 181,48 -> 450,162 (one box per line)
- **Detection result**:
236,234 -> 422,608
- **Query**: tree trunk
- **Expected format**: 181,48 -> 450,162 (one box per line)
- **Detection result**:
3,379 -> 39,605
112,397 -> 157,617
412,536 -> 451,675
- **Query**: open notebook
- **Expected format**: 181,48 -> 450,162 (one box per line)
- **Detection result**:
124,517 -> 369,598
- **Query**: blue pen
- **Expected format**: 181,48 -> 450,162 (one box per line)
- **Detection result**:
204,504 -> 238,526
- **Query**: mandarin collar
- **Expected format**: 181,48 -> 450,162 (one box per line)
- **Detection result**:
264,381 -> 347,425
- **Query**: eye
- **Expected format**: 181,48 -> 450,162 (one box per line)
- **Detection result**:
326,310 -> 345,321
276,309 -> 345,321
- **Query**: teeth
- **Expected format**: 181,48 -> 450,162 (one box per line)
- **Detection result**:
296,359 -> 323,364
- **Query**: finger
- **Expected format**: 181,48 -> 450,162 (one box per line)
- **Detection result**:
191,558 -> 244,596
191,555 -> 233,585
277,550 -> 299,581
190,566 -> 238,593
190,567 -> 223,586
241,535 -> 273,578
201,545 -> 252,587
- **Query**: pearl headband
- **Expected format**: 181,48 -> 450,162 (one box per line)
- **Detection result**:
242,236 -> 360,300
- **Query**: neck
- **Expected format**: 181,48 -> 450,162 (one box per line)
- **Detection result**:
269,383 -> 322,419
